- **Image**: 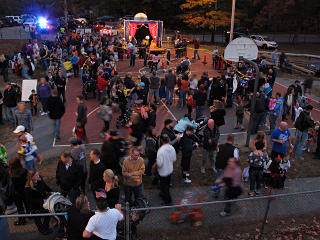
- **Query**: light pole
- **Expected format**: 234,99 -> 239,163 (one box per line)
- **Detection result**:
229,0 -> 236,42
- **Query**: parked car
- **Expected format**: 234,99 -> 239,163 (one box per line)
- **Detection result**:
224,27 -> 249,43
5,16 -> 23,24
23,18 -> 36,28
250,35 -> 278,49
309,62 -> 320,77
99,26 -> 118,36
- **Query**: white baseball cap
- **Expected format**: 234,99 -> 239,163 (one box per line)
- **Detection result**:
13,125 -> 25,133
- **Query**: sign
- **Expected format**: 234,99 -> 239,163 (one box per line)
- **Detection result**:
224,37 -> 258,62
21,79 -> 38,102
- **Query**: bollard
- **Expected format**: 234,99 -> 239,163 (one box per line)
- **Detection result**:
203,55 -> 207,64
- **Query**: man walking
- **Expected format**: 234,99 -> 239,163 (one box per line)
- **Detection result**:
14,102 -> 33,133
3,83 -> 18,122
55,70 -> 67,103
47,89 -> 65,140
156,134 -> 176,205
215,134 -> 239,178
164,69 -> 176,105
293,105 -> 315,160
193,38 -> 200,61
76,96 -> 87,140
122,147 -> 145,206
149,71 -> 160,105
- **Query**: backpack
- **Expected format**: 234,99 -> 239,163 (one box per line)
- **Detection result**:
268,98 -> 277,111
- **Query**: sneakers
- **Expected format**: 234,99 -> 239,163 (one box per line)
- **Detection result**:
212,168 -> 217,173
183,177 -> 192,183
41,112 -> 47,116
220,211 -> 230,217
201,168 -> 205,174
5,204 -> 17,215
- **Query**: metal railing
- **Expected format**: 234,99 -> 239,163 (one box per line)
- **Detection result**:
2,189 -> 320,240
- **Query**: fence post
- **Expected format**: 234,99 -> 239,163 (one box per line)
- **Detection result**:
259,198 -> 272,239
125,202 -> 130,240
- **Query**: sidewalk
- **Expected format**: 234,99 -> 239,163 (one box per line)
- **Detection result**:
138,177 -> 320,230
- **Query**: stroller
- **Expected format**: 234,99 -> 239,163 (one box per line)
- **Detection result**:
82,73 -> 97,100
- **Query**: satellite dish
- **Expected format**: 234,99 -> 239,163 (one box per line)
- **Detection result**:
224,37 -> 258,62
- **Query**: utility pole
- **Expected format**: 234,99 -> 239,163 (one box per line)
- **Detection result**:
229,0 -> 236,42
64,0 -> 68,31
240,56 -> 259,147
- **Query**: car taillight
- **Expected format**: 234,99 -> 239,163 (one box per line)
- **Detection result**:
96,24 -> 98,27
100,29 -> 102,32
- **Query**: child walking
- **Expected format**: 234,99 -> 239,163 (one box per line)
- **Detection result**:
28,89 -> 38,116
180,126 -> 199,183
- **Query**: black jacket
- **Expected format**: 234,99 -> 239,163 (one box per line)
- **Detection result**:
25,178 -> 52,211
216,143 -> 236,170
203,126 -> 220,150
76,102 -> 87,125
193,90 -> 207,106
88,161 -> 106,191
210,109 -> 226,127
67,207 -> 94,240
3,88 -> 18,108
47,95 -> 65,119
180,133 -> 197,157
56,160 -> 83,192
101,139 -> 123,175
294,111 -> 314,131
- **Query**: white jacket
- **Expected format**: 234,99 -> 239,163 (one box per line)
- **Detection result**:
156,144 -> 176,177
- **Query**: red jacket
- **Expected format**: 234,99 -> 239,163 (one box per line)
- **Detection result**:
97,75 -> 109,91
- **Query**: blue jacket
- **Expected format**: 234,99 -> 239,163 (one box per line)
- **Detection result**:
271,97 -> 283,116
174,117 -> 197,133
70,56 -> 79,65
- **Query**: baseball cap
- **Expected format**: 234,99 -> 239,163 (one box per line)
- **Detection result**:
13,125 -> 25,133
138,82 -> 145,87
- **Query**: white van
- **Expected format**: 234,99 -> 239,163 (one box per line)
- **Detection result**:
5,16 -> 23,24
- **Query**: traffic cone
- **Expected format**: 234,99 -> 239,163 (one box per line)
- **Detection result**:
203,55 -> 207,64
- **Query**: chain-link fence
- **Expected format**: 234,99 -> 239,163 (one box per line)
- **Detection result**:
2,189 -> 320,240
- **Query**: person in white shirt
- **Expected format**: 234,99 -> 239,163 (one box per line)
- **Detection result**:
13,125 -> 34,142
156,134 -> 176,205
189,74 -> 198,90
83,198 -> 123,240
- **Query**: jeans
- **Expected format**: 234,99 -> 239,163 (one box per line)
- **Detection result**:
293,130 -> 309,158
166,88 -> 174,104
25,160 -> 35,170
73,64 -> 79,77
127,92 -> 137,108
57,87 -> 66,103
159,175 -> 172,204
130,54 -> 136,67
40,97 -> 48,113
54,119 -> 61,138
269,114 -> 278,134
259,111 -> 269,126
249,168 -> 263,191
282,103 -> 290,119
194,50 -> 200,60
41,58 -> 48,70
1,69 -> 8,82
202,149 -> 217,166
251,112 -> 264,134
98,90 -> 107,103
178,90 -> 187,108
124,184 -> 144,206
196,105 -> 205,120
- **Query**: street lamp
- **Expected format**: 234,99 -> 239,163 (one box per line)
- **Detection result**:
229,0 -> 236,42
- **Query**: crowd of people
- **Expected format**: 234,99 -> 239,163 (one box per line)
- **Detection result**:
0,24 -> 319,240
